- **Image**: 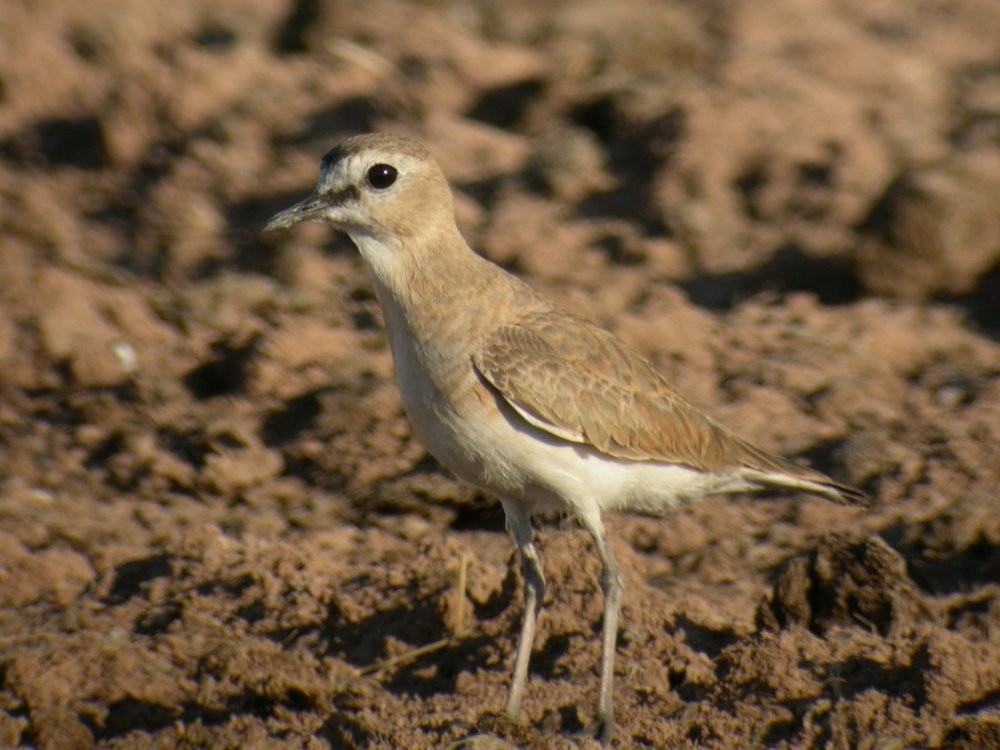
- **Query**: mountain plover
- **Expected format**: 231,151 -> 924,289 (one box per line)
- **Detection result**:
265,133 -> 866,743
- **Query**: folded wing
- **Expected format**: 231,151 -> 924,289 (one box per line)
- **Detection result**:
472,308 -> 866,505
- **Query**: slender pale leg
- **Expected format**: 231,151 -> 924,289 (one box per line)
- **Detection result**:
579,509 -> 623,745
502,501 -> 546,722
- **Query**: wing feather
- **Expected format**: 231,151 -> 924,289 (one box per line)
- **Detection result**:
472,309 -> 821,478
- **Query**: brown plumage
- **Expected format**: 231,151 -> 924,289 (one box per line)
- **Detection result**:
474,304 -> 865,505
265,133 -> 867,745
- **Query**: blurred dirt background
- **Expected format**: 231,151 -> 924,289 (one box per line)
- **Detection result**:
1,0 -> 999,748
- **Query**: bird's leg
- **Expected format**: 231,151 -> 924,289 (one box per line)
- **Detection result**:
502,502 -> 546,723
582,510 -> 623,745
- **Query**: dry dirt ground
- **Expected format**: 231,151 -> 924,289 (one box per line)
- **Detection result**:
1,1 -> 1000,748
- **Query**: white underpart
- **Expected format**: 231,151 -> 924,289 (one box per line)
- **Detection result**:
350,231 -> 403,287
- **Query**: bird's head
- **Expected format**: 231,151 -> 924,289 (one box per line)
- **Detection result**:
265,133 -> 455,248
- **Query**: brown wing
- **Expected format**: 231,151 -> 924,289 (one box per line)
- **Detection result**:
472,308 -> 820,477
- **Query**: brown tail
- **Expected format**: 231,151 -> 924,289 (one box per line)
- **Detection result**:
740,467 -> 870,507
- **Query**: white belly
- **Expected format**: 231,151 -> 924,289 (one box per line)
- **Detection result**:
393,341 -> 747,518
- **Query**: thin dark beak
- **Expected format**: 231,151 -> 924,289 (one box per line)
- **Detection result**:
264,192 -> 328,232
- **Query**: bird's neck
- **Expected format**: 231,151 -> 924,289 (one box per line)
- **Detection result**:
352,219 -> 471,291
351,225 -> 507,354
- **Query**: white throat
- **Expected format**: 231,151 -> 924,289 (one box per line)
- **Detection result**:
349,232 -> 409,291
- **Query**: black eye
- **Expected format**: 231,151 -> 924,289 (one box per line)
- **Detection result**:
366,163 -> 398,189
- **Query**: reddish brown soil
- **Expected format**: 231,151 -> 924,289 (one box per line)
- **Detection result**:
2,1 -> 999,748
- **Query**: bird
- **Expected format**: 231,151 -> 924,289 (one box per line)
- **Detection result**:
264,133 -> 867,744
